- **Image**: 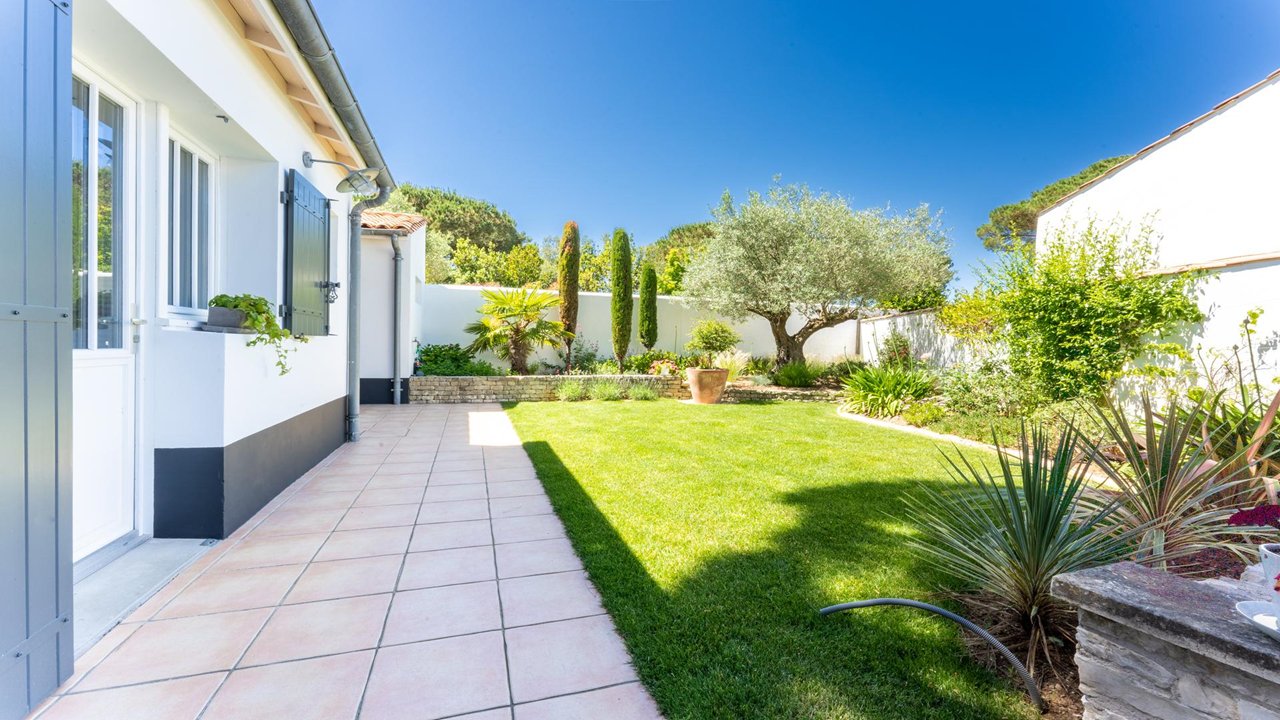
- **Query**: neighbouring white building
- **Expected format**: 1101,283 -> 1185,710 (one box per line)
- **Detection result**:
1037,68 -> 1280,382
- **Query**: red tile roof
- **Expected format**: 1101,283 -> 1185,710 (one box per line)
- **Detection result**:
361,210 -> 428,234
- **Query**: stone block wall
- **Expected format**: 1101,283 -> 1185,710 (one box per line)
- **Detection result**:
408,375 -> 686,403
1053,562 -> 1280,720
722,386 -> 839,403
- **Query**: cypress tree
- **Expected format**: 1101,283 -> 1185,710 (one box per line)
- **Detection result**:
556,221 -> 580,369
638,263 -> 658,350
610,228 -> 633,368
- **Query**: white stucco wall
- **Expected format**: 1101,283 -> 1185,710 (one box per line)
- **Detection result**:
360,227 -> 426,380
1037,73 -> 1280,382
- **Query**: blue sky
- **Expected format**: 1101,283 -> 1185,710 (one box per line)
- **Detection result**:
313,0 -> 1280,288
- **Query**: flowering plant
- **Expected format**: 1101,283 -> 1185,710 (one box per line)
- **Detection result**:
649,359 -> 679,376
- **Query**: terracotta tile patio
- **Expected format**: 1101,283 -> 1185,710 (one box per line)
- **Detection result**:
33,404 -> 663,720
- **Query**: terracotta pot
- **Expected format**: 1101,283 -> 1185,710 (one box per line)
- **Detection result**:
686,367 -> 729,404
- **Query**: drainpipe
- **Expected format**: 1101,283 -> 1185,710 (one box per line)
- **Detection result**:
389,233 -> 404,405
347,187 -> 391,441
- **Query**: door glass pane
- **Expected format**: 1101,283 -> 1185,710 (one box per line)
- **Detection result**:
179,148 -> 193,308
198,159 -> 210,309
96,96 -> 124,349
167,140 -> 175,305
70,78 -> 89,349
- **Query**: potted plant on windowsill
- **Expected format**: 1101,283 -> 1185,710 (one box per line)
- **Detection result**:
684,320 -> 740,404
205,293 -> 308,375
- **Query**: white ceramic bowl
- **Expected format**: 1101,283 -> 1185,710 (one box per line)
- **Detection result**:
1236,601 -> 1280,643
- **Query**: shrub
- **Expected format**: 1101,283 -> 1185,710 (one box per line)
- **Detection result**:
745,356 -> 774,376
821,357 -> 867,380
939,361 -> 1040,417
903,423 -> 1136,676
639,263 -> 658,350
557,221 -> 581,369
555,380 -> 588,401
773,361 -> 820,388
627,383 -> 659,401
648,358 -> 680,376
712,349 -> 751,381
624,349 -> 679,374
415,343 -> 502,377
902,401 -> 945,427
839,366 -> 935,417
610,228 -> 634,367
878,329 -> 913,369
687,320 -> 739,355
588,380 -> 626,401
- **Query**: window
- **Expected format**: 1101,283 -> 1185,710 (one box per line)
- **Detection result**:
70,75 -> 128,350
167,135 -> 215,314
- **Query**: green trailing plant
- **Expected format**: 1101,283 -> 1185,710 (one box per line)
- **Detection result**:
209,293 -> 307,375
414,343 -> 501,377
903,423 -> 1136,677
588,379 -> 626,401
557,221 -> 581,369
610,228 -> 634,367
838,366 -> 935,417
901,401 -> 945,427
555,379 -> 588,402
627,383 -> 659,401
465,288 -> 572,375
638,263 -> 658,351
773,361 -> 820,388
686,320 -> 739,368
1081,394 -> 1264,571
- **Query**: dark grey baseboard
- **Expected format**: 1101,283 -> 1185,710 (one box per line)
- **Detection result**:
360,377 -> 408,405
153,397 -> 346,539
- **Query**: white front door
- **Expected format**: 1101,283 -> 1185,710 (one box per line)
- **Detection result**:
70,72 -> 138,562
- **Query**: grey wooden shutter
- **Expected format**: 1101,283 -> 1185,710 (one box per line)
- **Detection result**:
284,170 -> 331,336
0,1 -> 75,716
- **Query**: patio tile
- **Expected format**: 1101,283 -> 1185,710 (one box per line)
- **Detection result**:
211,532 -> 328,571
453,711 -> 512,720
409,520 -> 492,552
202,651 -> 374,720
241,594 -> 392,666
303,475 -> 372,493
506,615 -> 638,702
486,480 -> 544,498
383,452 -> 436,464
513,682 -> 661,720
75,608 -> 271,691
491,515 -> 566,544
484,456 -> 534,471
398,546 -> 496,590
499,571 -> 604,627
281,489 -> 361,511
489,495 -> 554,519
329,454 -> 388,468
432,458 -> 485,472
62,623 -> 139,690
153,564 -> 304,619
285,555 -> 403,604
336,504 -> 420,531
314,526 -> 412,562
41,673 -> 225,720
495,538 -> 583,578
382,581 -> 502,644
353,487 -> 425,507
423,484 -> 488,503
250,508 -> 346,537
375,462 -> 432,476
313,466 -> 378,480
364,472 -> 431,490
486,467 -> 538,482
429,469 -> 487,485
417,498 -> 489,524
359,632 -> 510,720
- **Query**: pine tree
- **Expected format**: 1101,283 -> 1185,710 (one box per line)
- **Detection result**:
556,221 -> 580,369
638,263 -> 658,350
610,228 -> 633,367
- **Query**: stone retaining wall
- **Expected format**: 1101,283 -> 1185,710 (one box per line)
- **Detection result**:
1053,562 -> 1280,719
722,386 -> 839,403
408,375 -> 686,403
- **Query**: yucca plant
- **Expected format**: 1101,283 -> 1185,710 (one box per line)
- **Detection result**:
839,366 -> 934,417
904,423 -> 1135,677
466,288 -> 572,375
1080,394 -> 1262,571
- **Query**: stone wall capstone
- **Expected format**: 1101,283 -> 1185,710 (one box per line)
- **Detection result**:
408,374 -> 686,404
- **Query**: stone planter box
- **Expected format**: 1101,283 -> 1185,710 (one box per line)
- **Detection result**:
408,374 -> 686,404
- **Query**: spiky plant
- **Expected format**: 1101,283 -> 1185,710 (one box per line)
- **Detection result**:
639,263 -> 658,350
557,221 -> 580,369
904,422 -> 1135,677
465,288 -> 571,375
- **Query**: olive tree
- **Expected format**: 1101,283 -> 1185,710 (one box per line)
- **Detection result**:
684,183 -> 952,367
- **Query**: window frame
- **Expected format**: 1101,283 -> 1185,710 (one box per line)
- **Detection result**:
164,129 -> 219,321
70,62 -> 137,354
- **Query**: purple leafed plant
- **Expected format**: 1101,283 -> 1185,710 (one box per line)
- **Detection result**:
1228,505 -> 1280,532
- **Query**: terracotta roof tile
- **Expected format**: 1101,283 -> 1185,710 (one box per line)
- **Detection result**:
361,210 -> 428,234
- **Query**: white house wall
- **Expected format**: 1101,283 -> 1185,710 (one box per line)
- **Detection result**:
360,228 -> 426,381
1038,74 -> 1280,382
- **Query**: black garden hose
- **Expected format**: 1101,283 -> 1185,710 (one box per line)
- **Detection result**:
820,597 -> 1045,711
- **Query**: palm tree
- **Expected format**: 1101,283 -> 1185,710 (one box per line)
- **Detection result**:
465,288 -> 572,375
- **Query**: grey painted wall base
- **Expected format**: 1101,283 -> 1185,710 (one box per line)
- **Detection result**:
1053,562 -> 1280,719
360,377 -> 408,405
154,398 -> 345,539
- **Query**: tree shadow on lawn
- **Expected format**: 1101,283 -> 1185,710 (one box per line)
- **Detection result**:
521,440 -> 1036,720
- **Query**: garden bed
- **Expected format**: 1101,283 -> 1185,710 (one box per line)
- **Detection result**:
408,374 -> 685,403
722,383 -> 839,403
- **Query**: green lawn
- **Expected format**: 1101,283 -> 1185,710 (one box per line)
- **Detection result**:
504,399 -> 1036,720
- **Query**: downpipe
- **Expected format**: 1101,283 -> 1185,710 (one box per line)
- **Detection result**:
390,234 -> 403,405
346,186 -> 392,441
820,598 -> 1044,711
